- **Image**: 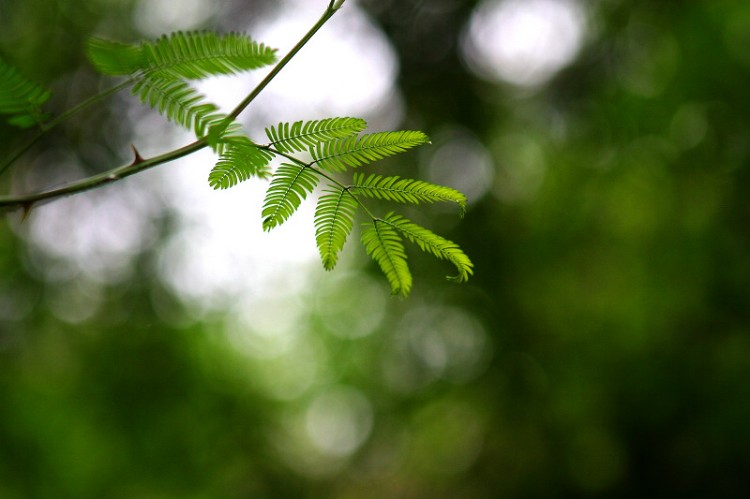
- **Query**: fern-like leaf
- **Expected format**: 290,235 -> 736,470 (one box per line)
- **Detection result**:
0,58 -> 51,128
314,187 -> 358,270
351,173 -> 467,216
311,130 -> 430,172
88,32 -> 276,79
262,163 -> 320,231
209,136 -> 274,189
141,32 -> 277,80
361,219 -> 412,297
265,117 -> 366,153
132,76 -> 224,136
86,38 -> 145,76
381,213 -> 473,283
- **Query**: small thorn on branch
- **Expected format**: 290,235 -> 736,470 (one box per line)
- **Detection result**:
21,202 -> 34,223
130,144 -> 145,165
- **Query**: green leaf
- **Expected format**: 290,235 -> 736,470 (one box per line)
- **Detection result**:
381,213 -> 473,283
262,163 -> 320,231
209,136 -> 274,189
361,219 -> 412,297
265,117 -> 367,153
86,38 -> 145,76
0,57 -> 51,128
87,32 -> 276,80
206,120 -> 243,152
314,187 -> 358,270
131,76 -> 224,136
350,173 -> 467,215
141,31 -> 277,80
311,130 -> 430,172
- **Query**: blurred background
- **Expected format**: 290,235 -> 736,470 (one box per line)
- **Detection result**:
2,0 -> 750,496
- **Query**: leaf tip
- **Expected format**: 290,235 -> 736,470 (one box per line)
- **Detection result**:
20,202 -> 35,223
262,217 -> 276,232
458,203 -> 468,218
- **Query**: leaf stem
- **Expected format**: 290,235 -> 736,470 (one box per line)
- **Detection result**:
0,139 -> 205,210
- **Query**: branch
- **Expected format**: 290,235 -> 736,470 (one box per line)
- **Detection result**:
0,140 -> 205,211
227,4 -> 340,121
0,2 -> 343,213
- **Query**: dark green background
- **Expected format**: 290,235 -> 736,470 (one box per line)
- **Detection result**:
2,0 -> 750,496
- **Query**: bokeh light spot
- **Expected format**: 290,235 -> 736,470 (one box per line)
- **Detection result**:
313,273 -> 387,339
305,386 -> 373,458
384,305 -> 491,393
410,399 -> 485,475
670,104 -> 708,150
134,0 -> 216,36
425,129 -> 494,205
492,133 -> 546,203
22,175 -> 160,284
246,1 -> 401,124
461,0 -> 587,87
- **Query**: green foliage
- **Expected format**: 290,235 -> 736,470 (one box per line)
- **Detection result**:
351,173 -> 467,215
209,136 -> 273,189
87,32 -> 276,79
7,3 -> 750,497
251,120 -> 465,294
265,117 -> 366,153
80,30 -> 471,296
381,213 -> 473,282
88,31 -> 276,143
314,187 -> 358,270
311,130 -> 430,172
141,32 -> 277,80
0,57 -> 51,128
131,76 -> 225,136
86,39 -> 145,76
361,219 -> 412,297
262,163 -> 320,231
